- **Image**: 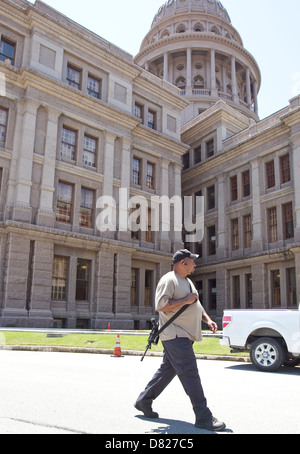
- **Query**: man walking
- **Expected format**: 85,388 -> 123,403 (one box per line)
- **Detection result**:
135,249 -> 226,432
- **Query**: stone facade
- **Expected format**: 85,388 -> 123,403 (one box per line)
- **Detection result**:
0,0 -> 299,330
136,0 -> 300,326
0,0 -> 188,329
181,98 -> 300,325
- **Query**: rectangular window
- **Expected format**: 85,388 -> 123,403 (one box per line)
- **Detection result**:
182,152 -> 190,170
131,269 -> 138,306
0,37 -> 15,65
56,181 -> 73,224
0,108 -> 8,144
194,146 -> 202,164
268,207 -> 278,243
87,74 -> 101,99
83,135 -> 97,168
67,64 -> 81,89
287,268 -> 297,307
208,225 -> 216,256
243,215 -> 252,249
0,167 -> 3,194
132,157 -> 141,185
146,208 -> 153,243
61,127 -> 77,161
280,154 -> 291,184
231,218 -> 239,251
196,280 -> 203,303
146,162 -> 154,190
76,259 -> 90,301
245,274 -> 253,309
80,188 -> 94,228
51,256 -> 68,301
206,139 -> 214,158
148,110 -> 156,130
230,175 -> 238,202
242,170 -> 251,197
134,103 -> 144,121
207,185 -> 215,210
233,276 -> 241,309
208,278 -> 217,311
145,270 -> 153,307
266,160 -> 275,189
271,270 -> 281,307
283,202 -> 294,240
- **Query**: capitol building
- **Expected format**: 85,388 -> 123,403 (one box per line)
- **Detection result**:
0,0 -> 299,329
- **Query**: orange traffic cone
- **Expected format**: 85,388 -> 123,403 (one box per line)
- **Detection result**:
111,334 -> 124,358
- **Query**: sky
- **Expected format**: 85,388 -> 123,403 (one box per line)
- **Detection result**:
27,0 -> 300,120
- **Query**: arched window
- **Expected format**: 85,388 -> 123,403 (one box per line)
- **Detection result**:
161,29 -> 170,38
175,76 -> 186,90
193,75 -> 204,89
194,23 -> 203,32
176,24 -> 186,34
211,26 -> 221,35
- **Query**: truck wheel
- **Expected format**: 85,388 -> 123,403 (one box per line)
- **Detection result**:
250,337 -> 285,372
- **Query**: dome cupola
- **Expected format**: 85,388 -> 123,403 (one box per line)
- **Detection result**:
152,0 -> 231,29
135,0 -> 261,122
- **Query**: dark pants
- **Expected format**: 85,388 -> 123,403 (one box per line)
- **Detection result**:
136,337 -> 212,423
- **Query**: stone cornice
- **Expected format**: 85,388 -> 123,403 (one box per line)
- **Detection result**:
134,72 -> 189,111
18,68 -> 141,132
132,124 -> 189,158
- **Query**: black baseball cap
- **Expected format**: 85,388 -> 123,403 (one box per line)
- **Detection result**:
173,249 -> 199,264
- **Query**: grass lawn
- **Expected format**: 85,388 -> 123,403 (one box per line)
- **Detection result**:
0,331 -> 248,357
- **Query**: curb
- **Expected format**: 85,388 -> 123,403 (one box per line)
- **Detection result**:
1,345 -> 250,363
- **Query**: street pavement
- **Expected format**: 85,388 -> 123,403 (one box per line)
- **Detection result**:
0,350 -> 299,435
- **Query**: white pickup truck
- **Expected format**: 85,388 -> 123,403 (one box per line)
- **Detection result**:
220,307 -> 300,372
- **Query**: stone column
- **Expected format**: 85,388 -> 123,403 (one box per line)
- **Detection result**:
101,131 -> 117,239
253,80 -> 258,115
159,159 -> 171,251
103,131 -> 116,198
246,67 -> 252,107
210,49 -> 217,96
231,56 -> 238,103
294,249 -> 300,308
1,232 -> 30,326
251,262 -> 268,309
217,174 -> 227,259
94,245 -> 115,329
173,164 -> 183,250
28,240 -> 54,327
8,99 -> 38,223
118,137 -> 132,242
186,48 -> 192,95
163,52 -> 169,82
290,132 -> 300,242
37,108 -> 60,227
251,159 -> 263,251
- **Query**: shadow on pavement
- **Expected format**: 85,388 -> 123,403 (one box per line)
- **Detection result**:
135,415 -> 233,435
225,363 -> 300,376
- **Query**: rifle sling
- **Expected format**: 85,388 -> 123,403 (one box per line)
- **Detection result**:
156,279 -> 194,337
156,303 -> 189,338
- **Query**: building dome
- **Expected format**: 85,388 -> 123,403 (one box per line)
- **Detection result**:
152,0 -> 231,29
135,0 -> 261,123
